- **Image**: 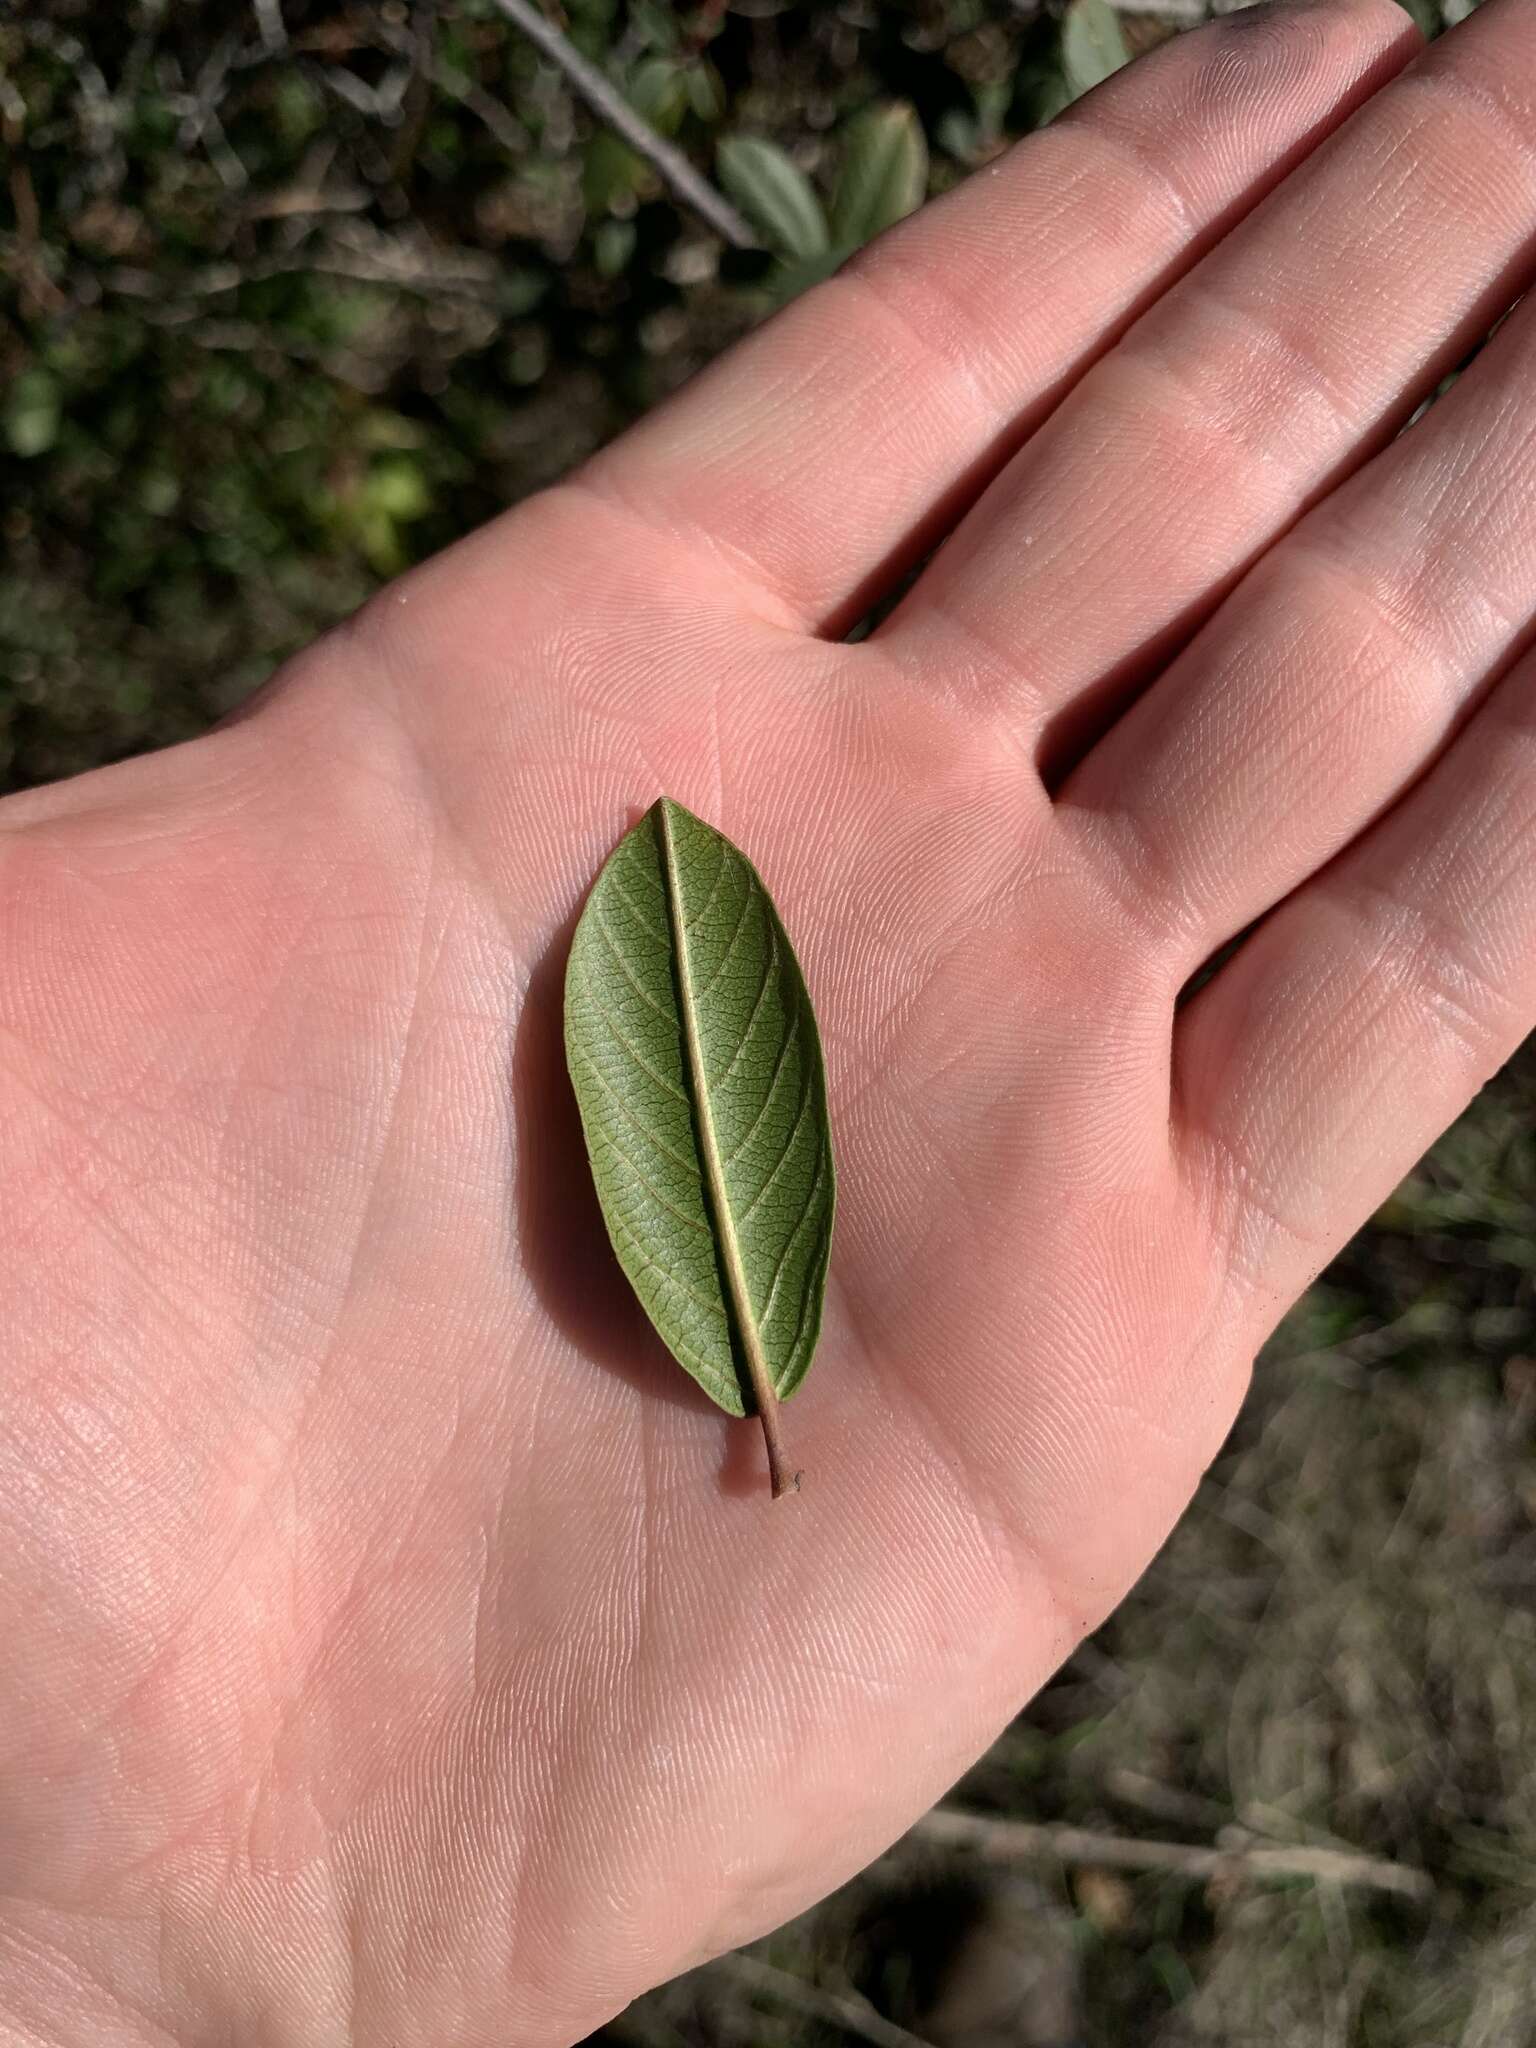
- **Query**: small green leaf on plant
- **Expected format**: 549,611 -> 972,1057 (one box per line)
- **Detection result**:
687,61 -> 725,122
716,135 -> 830,261
629,57 -> 687,135
584,129 -> 645,216
565,798 -> 835,1499
1060,0 -> 1131,102
593,218 -> 637,278
5,369 -> 61,459
831,103 -> 929,249
767,248 -> 848,306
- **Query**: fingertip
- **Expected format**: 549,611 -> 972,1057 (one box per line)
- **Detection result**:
1194,0 -> 1423,103
1058,0 -> 1422,175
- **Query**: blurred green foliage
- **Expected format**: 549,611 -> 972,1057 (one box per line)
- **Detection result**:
0,0 -> 1138,788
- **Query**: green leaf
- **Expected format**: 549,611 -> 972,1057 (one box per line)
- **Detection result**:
831,103 -> 929,248
1060,0 -> 1131,102
584,129 -> 644,216
686,61 -> 725,123
565,798 -> 835,1495
716,135 -> 830,261
5,369 -> 61,459
768,246 -> 851,306
593,217 -> 636,278
629,56 -> 687,135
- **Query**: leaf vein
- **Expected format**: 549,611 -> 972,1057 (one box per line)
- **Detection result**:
607,1208 -> 731,1331
719,998 -> 798,1171
574,1044 -> 700,1178
685,828 -> 731,935
737,1052 -> 815,1231
607,874 -> 668,946
580,963 -> 689,1105
591,1123 -> 712,1237
593,901 -> 674,1021
713,915 -> 779,1091
758,1138 -> 830,1337
694,870 -> 758,1006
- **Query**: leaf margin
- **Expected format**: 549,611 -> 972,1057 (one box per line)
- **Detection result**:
563,796 -> 836,1491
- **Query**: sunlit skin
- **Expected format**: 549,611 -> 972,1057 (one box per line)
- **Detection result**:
6,2 -> 1536,2040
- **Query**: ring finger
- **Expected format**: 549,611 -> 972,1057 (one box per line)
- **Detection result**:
1069,249 -> 1536,975
875,0 -> 1536,765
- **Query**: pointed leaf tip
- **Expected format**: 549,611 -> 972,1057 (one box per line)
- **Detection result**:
716,134 -> 831,261
1060,0 -> 1131,101
831,103 -> 929,249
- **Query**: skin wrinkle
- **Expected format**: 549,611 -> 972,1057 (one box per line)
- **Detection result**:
1399,47 -> 1536,187
1304,538 -> 1497,702
848,640 -> 1050,805
1074,276 -> 1536,943
882,573 -> 1058,726
304,1418 -> 489,1889
1075,107 -> 1207,248
230,924 -> 485,1969
460,1547 -> 529,2043
1326,878 -> 1522,1079
1065,796 -> 1217,971
3,983 -> 245,1243
1143,278 -> 1369,469
873,1345 -> 1045,1724
15,1927 -> 187,2048
1178,1105 -> 1338,1299
560,470 -> 803,641
193,863 -> 428,1364
830,256 -> 1009,440
1192,932 -> 1471,1274
6,1163 -> 252,1480
273,844 -> 438,1514
306,611 -> 549,970
1094,638 -> 1392,944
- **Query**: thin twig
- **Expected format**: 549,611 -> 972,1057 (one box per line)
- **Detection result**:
254,0 -> 288,52
913,1808 -> 1435,1903
175,31 -> 247,187
377,18 -> 531,156
1102,0 -> 1206,15
715,1954 -> 936,2048
7,161 -> 69,316
1107,1767 -> 1231,1832
321,63 -> 410,120
1104,0 -> 1259,15
430,58 -> 531,156
1279,1306 -> 1441,1380
242,183 -> 369,222
102,224 -> 503,303
487,0 -> 755,247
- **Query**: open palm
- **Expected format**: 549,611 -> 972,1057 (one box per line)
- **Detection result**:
7,3 -> 1536,2041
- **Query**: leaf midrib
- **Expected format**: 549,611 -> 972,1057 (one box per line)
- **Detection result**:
656,799 -> 778,1418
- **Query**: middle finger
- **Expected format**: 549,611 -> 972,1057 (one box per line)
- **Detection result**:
1067,243 -> 1536,975
875,0 -> 1536,766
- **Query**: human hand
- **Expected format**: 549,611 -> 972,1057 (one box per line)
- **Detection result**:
5,2 -> 1536,2040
